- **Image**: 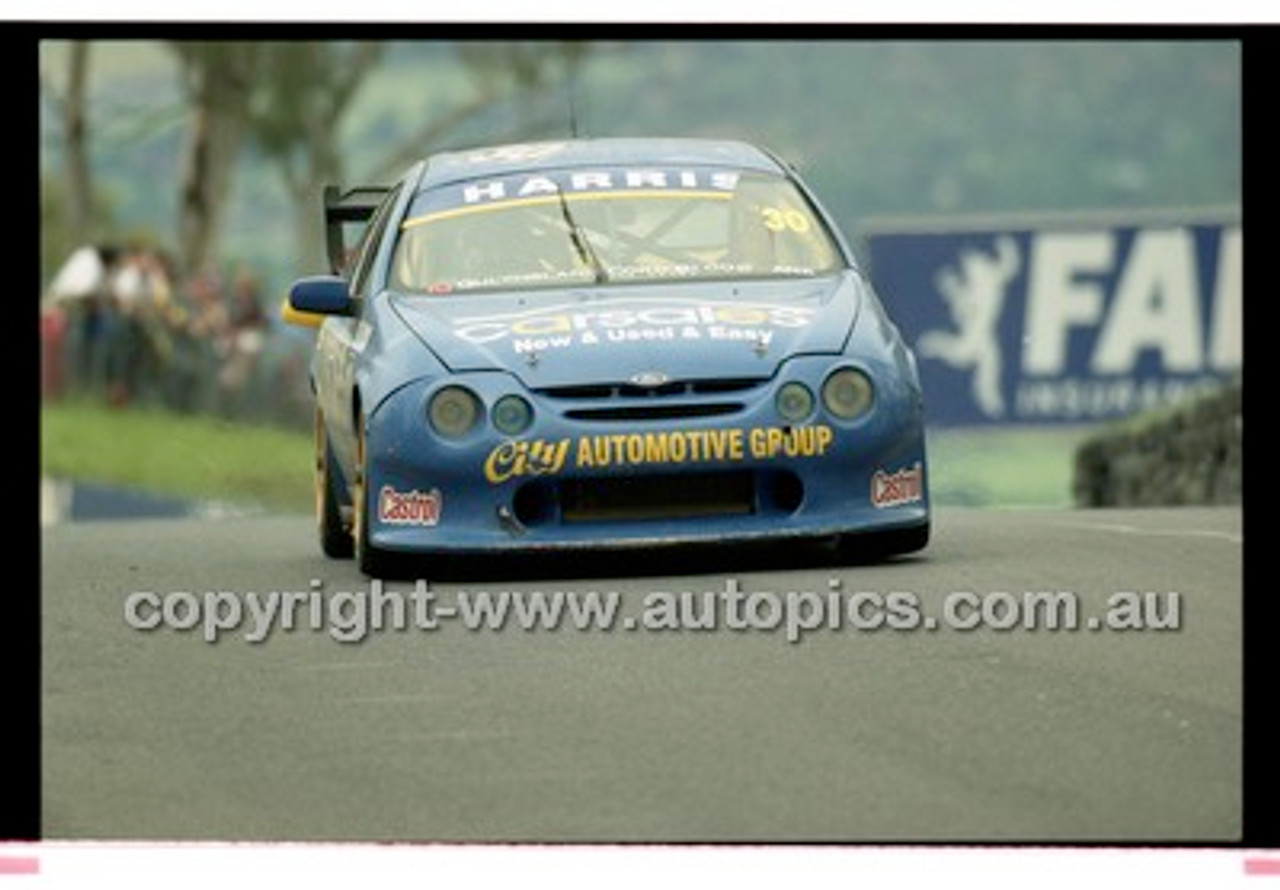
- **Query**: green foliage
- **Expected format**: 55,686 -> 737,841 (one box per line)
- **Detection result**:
40,400 -> 313,513
581,40 -> 1239,220
926,426 -> 1092,508
39,39 -> 1240,298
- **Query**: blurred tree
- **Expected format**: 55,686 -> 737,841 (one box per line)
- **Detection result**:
245,40 -> 592,276
170,41 -> 262,276
42,42 -> 93,253
247,42 -> 385,276
50,40 -> 1235,298
365,41 -> 591,183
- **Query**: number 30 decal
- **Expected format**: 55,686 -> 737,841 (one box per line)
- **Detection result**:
760,206 -> 812,233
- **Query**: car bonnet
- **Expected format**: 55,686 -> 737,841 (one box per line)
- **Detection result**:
386,276 -> 860,388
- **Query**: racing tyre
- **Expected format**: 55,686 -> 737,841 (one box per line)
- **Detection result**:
314,409 -> 353,559
352,414 -> 399,578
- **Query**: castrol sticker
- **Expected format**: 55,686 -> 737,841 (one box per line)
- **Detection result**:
870,462 -> 924,508
378,486 -> 443,526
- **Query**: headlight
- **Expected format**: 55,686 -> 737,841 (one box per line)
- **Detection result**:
822,367 -> 874,420
428,386 -> 482,438
491,394 -> 534,436
775,382 -> 815,422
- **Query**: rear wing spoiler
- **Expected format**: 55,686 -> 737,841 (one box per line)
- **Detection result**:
324,185 -> 391,274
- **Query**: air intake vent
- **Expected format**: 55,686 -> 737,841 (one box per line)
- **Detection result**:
564,403 -> 743,422
538,378 -> 765,401
560,472 -> 755,523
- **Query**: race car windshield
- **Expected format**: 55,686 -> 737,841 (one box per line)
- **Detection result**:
390,169 -> 844,295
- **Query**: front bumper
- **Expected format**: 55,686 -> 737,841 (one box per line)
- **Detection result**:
359,357 -> 928,555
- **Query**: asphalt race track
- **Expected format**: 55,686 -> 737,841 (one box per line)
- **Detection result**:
41,507 -> 1242,843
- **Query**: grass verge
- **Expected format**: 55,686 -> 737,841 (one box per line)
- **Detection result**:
40,399 -> 313,514
925,425 -> 1093,508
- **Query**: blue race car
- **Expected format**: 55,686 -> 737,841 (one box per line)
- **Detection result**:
287,138 -> 929,576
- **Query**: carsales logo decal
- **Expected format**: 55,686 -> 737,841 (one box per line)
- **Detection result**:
870,462 -> 924,509
378,485 -> 443,526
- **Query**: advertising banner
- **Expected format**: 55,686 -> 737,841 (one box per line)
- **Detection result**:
860,210 -> 1241,426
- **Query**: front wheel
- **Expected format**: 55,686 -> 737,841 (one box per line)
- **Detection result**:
315,409 -> 353,559
352,414 -> 400,578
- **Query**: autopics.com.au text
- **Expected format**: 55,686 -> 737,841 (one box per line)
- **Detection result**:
122,578 -> 1183,645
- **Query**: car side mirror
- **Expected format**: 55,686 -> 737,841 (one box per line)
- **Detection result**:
284,276 -> 354,327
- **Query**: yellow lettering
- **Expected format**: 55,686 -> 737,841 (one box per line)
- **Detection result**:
745,425 -> 834,459
686,431 -> 704,462
549,440 -> 571,472
668,431 -> 687,462
485,438 -> 570,483
484,441 -> 522,484
644,432 -> 669,463
544,425 -> 833,478
609,434 -> 628,464
767,427 -> 785,457
761,206 -> 787,232
761,205 -> 813,234
816,424 -> 833,455
728,429 -> 744,460
512,314 -> 571,336
705,430 -> 723,461
625,434 -> 644,464
713,306 -> 768,325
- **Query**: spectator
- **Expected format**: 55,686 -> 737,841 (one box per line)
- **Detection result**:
44,244 -> 297,423
215,268 -> 269,415
106,245 -> 181,407
40,299 -> 68,399
166,267 -> 228,413
46,244 -> 120,397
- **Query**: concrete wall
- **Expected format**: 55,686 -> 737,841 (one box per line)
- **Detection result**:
1073,380 -> 1242,507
